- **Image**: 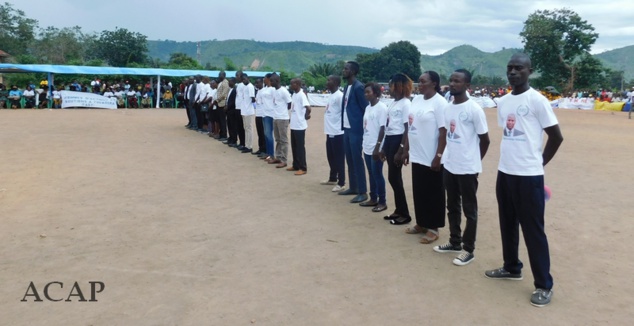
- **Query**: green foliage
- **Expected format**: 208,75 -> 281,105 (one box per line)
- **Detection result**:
356,41 -> 422,82
0,2 -> 38,57
520,8 -> 600,92
223,57 -> 237,71
92,27 -> 149,67
31,26 -> 94,64
595,45 -> 634,81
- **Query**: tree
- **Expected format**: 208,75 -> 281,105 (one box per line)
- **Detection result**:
166,52 -> 202,69
32,26 -> 94,64
355,41 -> 422,82
520,8 -> 600,93
0,2 -> 38,57
92,27 -> 148,67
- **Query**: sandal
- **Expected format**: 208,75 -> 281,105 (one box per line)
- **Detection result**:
372,205 -> 387,213
405,225 -> 428,234
419,229 -> 439,244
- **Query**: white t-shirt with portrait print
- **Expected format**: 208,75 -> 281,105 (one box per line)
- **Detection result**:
240,83 -> 256,115
496,87 -> 559,176
442,98 -> 488,174
409,93 -> 446,166
324,90 -> 344,136
290,90 -> 310,130
385,98 -> 410,136
362,101 -> 388,155
271,87 -> 292,120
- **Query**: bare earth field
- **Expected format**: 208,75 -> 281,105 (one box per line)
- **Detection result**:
0,107 -> 633,325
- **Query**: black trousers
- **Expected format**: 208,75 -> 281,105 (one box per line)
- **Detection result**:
195,103 -> 204,129
412,163 -> 445,229
444,170 -> 479,253
326,134 -> 345,186
235,110 -> 245,146
226,109 -> 237,143
255,116 -> 265,153
217,107 -> 227,138
290,129 -> 307,171
383,134 -> 410,218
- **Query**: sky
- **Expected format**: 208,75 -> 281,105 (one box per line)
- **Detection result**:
9,0 -> 634,55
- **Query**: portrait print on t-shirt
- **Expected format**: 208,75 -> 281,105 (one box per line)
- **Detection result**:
408,113 -> 417,132
447,119 -> 461,140
503,113 -> 525,137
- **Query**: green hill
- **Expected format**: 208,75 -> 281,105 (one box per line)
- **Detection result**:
595,45 -> 634,80
147,39 -> 377,74
147,40 -> 634,81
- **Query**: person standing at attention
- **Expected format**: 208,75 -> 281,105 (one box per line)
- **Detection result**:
240,73 -> 256,154
381,73 -> 412,225
286,78 -> 311,175
339,61 -> 369,204
485,53 -> 563,307
268,73 -> 292,169
359,82 -> 388,213
403,71 -> 447,244
433,69 -> 490,266
321,75 -> 346,192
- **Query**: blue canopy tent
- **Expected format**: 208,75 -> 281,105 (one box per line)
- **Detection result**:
0,63 -> 273,108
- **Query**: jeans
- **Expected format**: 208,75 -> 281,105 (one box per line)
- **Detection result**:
364,154 -> 386,205
343,128 -> 367,194
496,171 -> 553,290
188,102 -> 198,128
263,116 -> 275,157
326,134 -> 345,186
444,170 -> 479,253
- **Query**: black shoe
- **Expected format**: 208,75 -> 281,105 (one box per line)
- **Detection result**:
241,148 -> 252,153
350,194 -> 368,203
251,151 -> 261,155
237,145 -> 245,150
218,137 -> 228,142
338,188 -> 358,196
389,216 -> 412,225
228,143 -> 238,148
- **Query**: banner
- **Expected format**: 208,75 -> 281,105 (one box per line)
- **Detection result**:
60,91 -> 117,109
555,98 -> 595,110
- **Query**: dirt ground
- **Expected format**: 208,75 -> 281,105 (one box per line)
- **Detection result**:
0,107 -> 633,325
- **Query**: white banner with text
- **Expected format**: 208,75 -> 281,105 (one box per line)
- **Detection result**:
61,91 -> 117,109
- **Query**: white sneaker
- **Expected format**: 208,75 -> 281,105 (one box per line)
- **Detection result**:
332,185 -> 346,192
320,179 -> 337,185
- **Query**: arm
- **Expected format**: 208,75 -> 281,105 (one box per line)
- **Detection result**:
394,123 -> 409,166
373,126 -> 386,161
478,133 -> 490,160
542,124 -> 563,166
304,105 -> 311,120
431,127 -> 447,171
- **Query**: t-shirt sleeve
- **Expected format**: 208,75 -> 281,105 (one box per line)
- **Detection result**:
533,95 -> 559,128
473,105 -> 489,135
435,100 -> 446,129
378,104 -> 388,127
282,89 -> 292,103
301,92 -> 310,107
248,85 -> 255,98
401,100 -> 411,126
497,97 -> 505,128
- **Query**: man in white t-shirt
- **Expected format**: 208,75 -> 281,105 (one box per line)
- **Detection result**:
240,74 -> 256,153
485,53 -> 563,308
322,75 -> 346,191
287,78 -> 312,175
253,78 -> 266,155
234,71 -> 246,150
259,74 -> 276,160
268,73 -> 292,168
433,69 -> 490,267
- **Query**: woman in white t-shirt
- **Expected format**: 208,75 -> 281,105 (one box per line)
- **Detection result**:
380,73 -> 412,225
359,82 -> 388,212
403,71 -> 447,244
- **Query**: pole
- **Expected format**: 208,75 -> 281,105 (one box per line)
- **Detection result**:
47,73 -> 54,108
156,75 -> 161,108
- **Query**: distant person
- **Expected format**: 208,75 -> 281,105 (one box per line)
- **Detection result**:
287,78 -> 311,175
339,61 -> 369,204
234,71 -> 246,150
215,71 -> 230,141
485,53 -> 563,308
0,84 -> 8,108
321,75 -> 346,192
268,73 -> 292,169
240,73 -> 256,153
23,85 -> 36,108
224,78 -> 239,147
8,85 -> 22,108
433,69 -> 490,267
259,74 -> 276,160
253,78 -> 266,155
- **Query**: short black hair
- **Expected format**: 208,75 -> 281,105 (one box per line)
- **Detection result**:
423,70 -> 442,93
346,61 -> 360,75
265,73 -> 272,78
454,69 -> 472,83
364,82 -> 381,97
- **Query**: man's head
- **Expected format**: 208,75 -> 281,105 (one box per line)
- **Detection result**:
235,70 -> 243,80
449,69 -> 471,96
228,77 -> 236,88
194,75 -> 201,83
218,71 -> 226,81
264,73 -> 272,87
270,73 -> 280,89
210,80 -> 217,89
290,78 -> 302,92
242,73 -> 250,85
507,53 -> 532,89
506,114 -> 516,130
450,119 -> 457,133
326,75 -> 341,93
342,61 -> 359,80
202,76 -> 210,84
255,78 -> 263,90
